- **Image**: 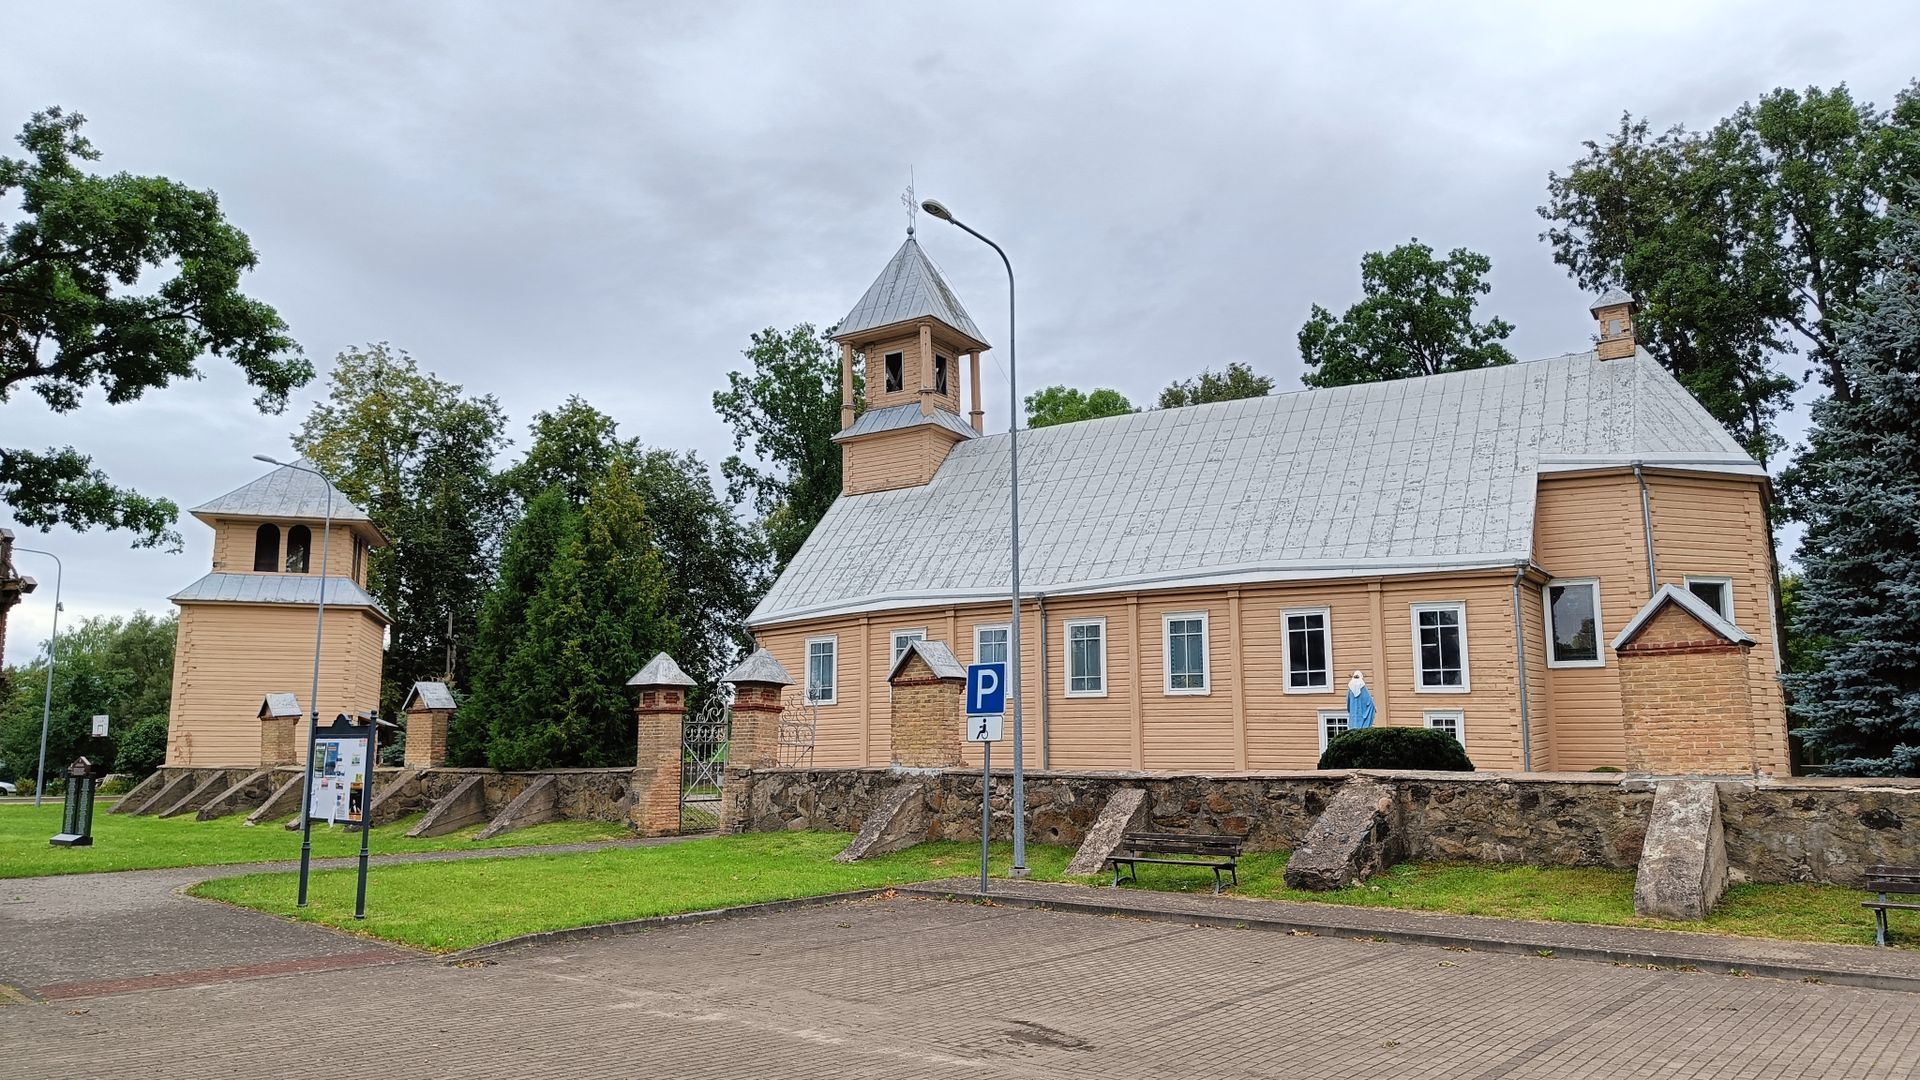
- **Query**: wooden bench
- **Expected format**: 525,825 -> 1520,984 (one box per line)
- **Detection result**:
1864,865 -> 1920,946
1107,832 -> 1242,894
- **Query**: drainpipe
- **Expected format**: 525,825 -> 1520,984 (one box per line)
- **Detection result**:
1510,565 -> 1533,772
1633,462 -> 1658,593
1036,592 -> 1051,770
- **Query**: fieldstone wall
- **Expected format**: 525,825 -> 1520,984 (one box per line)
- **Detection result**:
731,766 -> 1920,888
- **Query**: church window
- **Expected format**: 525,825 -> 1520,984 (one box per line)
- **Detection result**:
884,352 -> 904,393
935,354 -> 950,395
253,523 -> 280,572
286,524 -> 312,574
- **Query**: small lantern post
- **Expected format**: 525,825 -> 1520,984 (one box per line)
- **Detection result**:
50,757 -> 101,847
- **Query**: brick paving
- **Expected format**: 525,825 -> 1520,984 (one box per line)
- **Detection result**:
9,895 -> 1920,1078
0,835 -> 684,995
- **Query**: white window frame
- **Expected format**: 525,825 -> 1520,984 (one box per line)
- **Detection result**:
1317,709 -> 1350,753
1162,611 -> 1211,695
1424,709 -> 1465,746
1542,578 -> 1605,670
1410,601 -> 1472,693
1064,617 -> 1108,698
890,628 -> 926,666
1282,606 -> 1333,694
804,636 -> 838,706
973,623 -> 1010,666
1683,575 -> 1735,623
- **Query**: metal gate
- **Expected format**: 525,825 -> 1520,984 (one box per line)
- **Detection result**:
778,691 -> 818,769
680,694 -> 729,833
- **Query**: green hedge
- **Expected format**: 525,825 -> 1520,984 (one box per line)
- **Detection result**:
1317,726 -> 1475,771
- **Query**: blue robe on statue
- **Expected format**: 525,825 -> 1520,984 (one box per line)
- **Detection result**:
1347,679 -> 1376,729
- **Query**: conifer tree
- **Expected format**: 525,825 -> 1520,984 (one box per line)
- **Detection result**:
455,486 -> 578,765
484,460 -> 677,769
1784,213 -> 1920,775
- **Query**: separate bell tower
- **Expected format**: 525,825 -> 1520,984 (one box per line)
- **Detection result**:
831,214 -> 991,495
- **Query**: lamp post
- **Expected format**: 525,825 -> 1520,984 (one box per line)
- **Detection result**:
254,454 -> 333,906
13,547 -> 62,808
920,197 -> 1027,876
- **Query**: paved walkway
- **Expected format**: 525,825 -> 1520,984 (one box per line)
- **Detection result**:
10,894 -> 1920,1078
0,835 -> 687,999
903,877 -> 1920,992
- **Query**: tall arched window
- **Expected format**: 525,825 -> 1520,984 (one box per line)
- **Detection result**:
285,524 -> 312,574
252,523 -> 280,572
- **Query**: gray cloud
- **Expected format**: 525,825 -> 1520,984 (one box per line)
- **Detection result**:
4,0 -> 1913,662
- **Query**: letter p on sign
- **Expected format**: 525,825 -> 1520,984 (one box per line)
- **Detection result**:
967,662 -> 1006,716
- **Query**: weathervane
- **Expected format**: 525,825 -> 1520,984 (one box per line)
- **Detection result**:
902,167 -> 917,237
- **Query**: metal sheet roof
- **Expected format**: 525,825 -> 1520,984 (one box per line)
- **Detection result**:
836,237 -> 988,345
191,460 -> 373,525
171,572 -> 390,621
628,653 -> 697,688
721,648 -> 794,686
258,693 -> 302,718
1611,584 -> 1754,650
750,350 -> 1764,627
832,402 -> 979,444
888,638 -> 965,682
1590,287 -> 1635,311
402,681 -> 458,711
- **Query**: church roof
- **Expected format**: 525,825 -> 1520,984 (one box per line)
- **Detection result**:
191,460 -> 378,533
171,572 -> 390,622
750,349 -> 1765,627
832,402 -> 979,444
836,237 -> 988,346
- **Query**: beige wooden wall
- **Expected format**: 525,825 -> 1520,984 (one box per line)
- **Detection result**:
165,602 -> 386,766
209,519 -> 371,586
1529,470 -> 1787,772
856,326 -> 965,415
755,569 -> 1529,774
842,424 -> 965,495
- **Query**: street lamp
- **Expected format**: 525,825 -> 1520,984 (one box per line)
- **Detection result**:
921,197 -> 1028,876
13,547 -> 62,808
253,454 -> 333,906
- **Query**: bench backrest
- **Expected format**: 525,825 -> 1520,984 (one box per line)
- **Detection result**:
1119,832 -> 1242,857
1866,865 -> 1920,894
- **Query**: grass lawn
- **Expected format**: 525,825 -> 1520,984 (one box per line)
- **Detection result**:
0,801 -> 630,879
1103,854 -> 1902,951
191,832 -> 1077,951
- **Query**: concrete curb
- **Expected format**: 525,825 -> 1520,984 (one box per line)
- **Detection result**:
894,884 -> 1920,995
441,889 -> 892,962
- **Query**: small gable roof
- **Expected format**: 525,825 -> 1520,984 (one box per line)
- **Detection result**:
258,693 -> 302,719
888,638 -> 965,682
628,653 -> 697,688
1610,584 -> 1755,651
1590,286 -> 1636,312
401,681 -> 457,712
836,237 -> 988,347
722,648 -> 794,686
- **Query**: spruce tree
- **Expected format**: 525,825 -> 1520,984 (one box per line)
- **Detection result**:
484,460 -> 677,769
1784,212 -> 1920,775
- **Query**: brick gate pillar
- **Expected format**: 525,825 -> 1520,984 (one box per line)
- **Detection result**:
400,681 -> 458,769
718,648 -> 794,831
888,639 -> 967,768
627,653 -> 695,836
257,693 -> 303,767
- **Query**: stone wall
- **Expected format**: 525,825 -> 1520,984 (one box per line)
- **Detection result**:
730,766 -> 1920,888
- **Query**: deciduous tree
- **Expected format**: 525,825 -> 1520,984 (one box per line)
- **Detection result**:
1024,385 -> 1136,428
714,324 -> 851,571
0,611 -> 175,778
1,108 -> 309,549
1298,241 -> 1516,389
1157,361 -> 1274,409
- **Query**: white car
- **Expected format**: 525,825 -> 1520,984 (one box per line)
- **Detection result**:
0,781 -> 17,796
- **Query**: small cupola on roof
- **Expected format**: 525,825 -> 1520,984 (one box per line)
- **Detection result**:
830,231 -> 991,495
1591,287 -> 1638,361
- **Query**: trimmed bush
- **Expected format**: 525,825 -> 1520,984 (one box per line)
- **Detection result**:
1317,725 -> 1474,771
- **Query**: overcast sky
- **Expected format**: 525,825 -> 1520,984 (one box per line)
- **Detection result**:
4,1 -> 1916,665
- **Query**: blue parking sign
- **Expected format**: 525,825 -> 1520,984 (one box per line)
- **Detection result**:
967,662 -> 1006,716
